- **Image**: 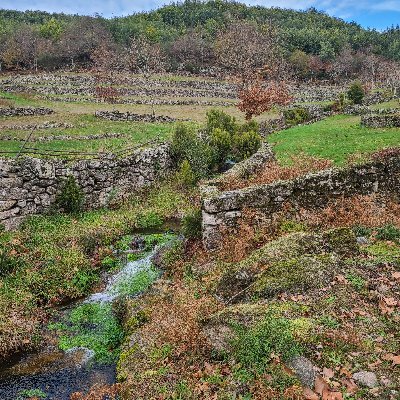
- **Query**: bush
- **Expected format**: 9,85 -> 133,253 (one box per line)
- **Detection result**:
176,159 -> 196,188
376,224 -> 400,242
233,130 -> 261,161
182,209 -> 202,239
171,124 -> 213,181
55,175 -> 84,214
347,81 -> 364,104
206,109 -> 237,135
210,128 -> 232,167
283,107 -> 311,126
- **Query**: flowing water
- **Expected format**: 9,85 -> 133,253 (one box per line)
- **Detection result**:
0,233 -> 176,400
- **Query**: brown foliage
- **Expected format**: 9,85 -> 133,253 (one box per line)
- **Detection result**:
221,155 -> 333,191
70,384 -> 120,400
237,79 -> 292,120
94,86 -> 120,103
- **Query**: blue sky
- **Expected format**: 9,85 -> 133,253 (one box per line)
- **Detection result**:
1,0 -> 399,30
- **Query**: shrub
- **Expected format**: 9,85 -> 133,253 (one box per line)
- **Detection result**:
176,159 -> 197,188
206,109 -> 237,135
182,209 -> 202,239
347,81 -> 364,104
283,107 -> 311,126
55,175 -> 84,214
231,313 -> 302,375
171,124 -> 213,181
210,128 -> 232,167
233,130 -> 261,161
376,224 -> 400,242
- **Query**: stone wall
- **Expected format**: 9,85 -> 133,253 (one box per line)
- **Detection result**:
0,107 -> 54,117
361,114 -> 400,128
0,143 -> 173,229
94,111 -> 176,123
202,152 -> 400,249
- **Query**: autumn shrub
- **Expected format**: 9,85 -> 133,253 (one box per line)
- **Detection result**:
221,155 -> 333,190
55,175 -> 85,214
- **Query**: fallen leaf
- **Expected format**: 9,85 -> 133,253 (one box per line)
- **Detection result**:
392,272 -> 400,281
323,367 -> 335,379
382,353 -> 400,366
342,379 -> 358,394
379,299 -> 394,315
315,375 -> 329,396
383,297 -> 398,307
303,388 -> 319,400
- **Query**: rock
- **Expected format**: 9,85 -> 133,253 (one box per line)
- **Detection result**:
357,236 -> 369,245
288,356 -> 316,388
352,371 -> 378,388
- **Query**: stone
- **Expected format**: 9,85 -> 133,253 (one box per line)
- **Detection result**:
288,356 -> 316,388
0,200 -> 17,212
357,236 -> 369,245
352,371 -> 378,388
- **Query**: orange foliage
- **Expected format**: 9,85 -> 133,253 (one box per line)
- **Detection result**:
238,78 -> 292,120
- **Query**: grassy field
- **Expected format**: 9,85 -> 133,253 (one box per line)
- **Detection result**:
270,114 -> 400,165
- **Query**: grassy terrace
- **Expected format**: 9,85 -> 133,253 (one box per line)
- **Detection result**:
270,114 -> 400,165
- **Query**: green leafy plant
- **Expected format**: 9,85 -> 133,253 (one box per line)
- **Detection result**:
233,130 -> 261,161
347,81 -> 364,104
283,107 -> 311,126
182,209 -> 202,239
376,224 -> 400,242
55,175 -> 84,214
17,388 -> 47,399
176,159 -> 196,188
231,313 -> 302,375
206,109 -> 237,135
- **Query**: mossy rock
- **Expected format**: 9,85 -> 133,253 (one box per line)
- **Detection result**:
216,229 -> 357,302
323,227 -> 359,257
251,254 -> 339,298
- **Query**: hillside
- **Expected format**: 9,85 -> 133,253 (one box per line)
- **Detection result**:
0,1 -> 399,74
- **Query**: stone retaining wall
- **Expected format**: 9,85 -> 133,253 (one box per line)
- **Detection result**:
94,111 -> 176,123
0,143 -> 173,229
0,107 -> 54,117
361,114 -> 400,128
202,152 -> 400,249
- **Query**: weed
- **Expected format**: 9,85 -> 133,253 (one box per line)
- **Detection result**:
346,272 -> 366,291
55,175 -> 84,214
376,224 -> 400,242
231,313 -> 302,375
182,209 -> 202,239
16,388 -> 47,399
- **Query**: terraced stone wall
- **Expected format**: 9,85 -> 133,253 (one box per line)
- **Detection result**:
0,143 -> 173,229
202,151 -> 400,249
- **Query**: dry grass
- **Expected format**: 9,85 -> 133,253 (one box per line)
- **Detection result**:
220,155 -> 333,191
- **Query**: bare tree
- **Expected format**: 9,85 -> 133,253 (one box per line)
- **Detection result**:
214,21 -> 280,79
129,36 -> 167,116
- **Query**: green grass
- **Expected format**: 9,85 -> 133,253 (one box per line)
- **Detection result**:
0,179 -> 195,357
270,114 -> 400,165
54,302 -> 124,364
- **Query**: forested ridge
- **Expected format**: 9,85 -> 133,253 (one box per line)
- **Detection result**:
0,0 -> 399,77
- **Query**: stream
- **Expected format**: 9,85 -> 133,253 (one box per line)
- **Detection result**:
0,232 -> 176,400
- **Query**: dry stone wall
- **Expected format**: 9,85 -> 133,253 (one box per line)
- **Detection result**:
0,143 -> 173,229
0,107 -> 54,117
361,114 -> 400,128
202,152 -> 400,249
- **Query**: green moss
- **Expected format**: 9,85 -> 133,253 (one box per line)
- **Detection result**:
251,255 -> 337,298
323,227 -> 359,256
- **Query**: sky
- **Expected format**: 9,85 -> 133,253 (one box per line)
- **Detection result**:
0,0 -> 399,30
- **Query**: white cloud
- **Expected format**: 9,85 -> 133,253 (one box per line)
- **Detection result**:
0,0 -> 399,21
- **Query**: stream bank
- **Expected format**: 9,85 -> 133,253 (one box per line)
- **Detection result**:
0,232 -> 178,400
